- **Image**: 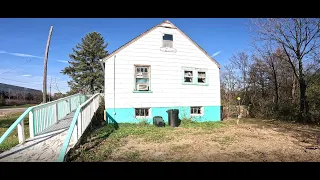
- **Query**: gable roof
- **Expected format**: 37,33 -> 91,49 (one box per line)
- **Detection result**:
102,20 -> 221,69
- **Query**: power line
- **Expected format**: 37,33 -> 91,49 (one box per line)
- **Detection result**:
0,52 -> 45,76
0,77 -> 43,85
54,78 -> 63,94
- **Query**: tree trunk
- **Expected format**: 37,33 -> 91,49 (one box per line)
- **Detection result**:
292,74 -> 296,104
298,56 -> 309,122
272,66 -> 279,110
299,78 -> 309,122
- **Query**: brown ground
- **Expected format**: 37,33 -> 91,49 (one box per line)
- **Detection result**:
69,119 -> 320,162
0,108 -> 27,117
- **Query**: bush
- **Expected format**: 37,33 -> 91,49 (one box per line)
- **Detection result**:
137,118 -> 149,126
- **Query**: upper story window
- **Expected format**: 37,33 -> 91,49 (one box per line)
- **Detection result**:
197,71 -> 206,84
162,34 -> 173,48
134,65 -> 151,91
184,70 -> 193,83
182,67 -> 209,85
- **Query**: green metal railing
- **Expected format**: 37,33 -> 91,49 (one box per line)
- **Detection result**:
58,93 -> 101,162
0,93 -> 87,145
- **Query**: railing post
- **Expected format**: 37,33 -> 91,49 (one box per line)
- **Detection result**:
17,119 -> 25,144
93,98 -> 95,114
78,111 -> 82,139
29,110 -> 34,138
55,103 -> 59,123
72,122 -> 78,144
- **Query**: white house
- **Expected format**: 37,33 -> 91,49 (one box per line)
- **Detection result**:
102,20 -> 221,124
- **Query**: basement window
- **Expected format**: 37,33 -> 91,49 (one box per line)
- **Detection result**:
135,108 -> 150,117
191,106 -> 203,116
162,34 -> 173,48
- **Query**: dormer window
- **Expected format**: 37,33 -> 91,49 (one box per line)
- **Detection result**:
162,34 -> 173,48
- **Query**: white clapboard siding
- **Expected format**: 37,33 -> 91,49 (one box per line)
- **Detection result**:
105,24 -> 220,109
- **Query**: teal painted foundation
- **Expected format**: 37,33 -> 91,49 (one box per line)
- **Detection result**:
105,106 -> 221,124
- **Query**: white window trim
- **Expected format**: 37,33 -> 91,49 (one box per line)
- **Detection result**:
190,106 -> 204,116
135,108 -> 151,118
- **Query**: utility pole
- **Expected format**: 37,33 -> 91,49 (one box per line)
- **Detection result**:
23,88 -> 25,101
42,26 -> 53,103
49,77 -> 52,101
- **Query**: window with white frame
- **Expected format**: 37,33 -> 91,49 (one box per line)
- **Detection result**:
183,69 -> 193,83
134,65 -> 150,91
190,106 -> 203,115
162,34 -> 173,48
197,70 -> 207,84
135,108 -> 150,117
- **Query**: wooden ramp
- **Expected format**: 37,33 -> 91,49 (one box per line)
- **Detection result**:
0,112 -> 76,162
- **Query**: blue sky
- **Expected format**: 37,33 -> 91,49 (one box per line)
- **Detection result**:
0,18 -> 252,93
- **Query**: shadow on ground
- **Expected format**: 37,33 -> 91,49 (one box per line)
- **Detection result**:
65,103 -> 119,162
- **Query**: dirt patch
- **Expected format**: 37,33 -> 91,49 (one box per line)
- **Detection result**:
0,108 -> 26,117
69,119 -> 320,162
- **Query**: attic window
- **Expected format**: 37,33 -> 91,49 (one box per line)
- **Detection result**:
163,34 -> 173,48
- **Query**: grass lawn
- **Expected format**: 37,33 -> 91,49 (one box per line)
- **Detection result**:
0,112 -> 29,153
0,104 -> 37,109
67,118 -> 320,162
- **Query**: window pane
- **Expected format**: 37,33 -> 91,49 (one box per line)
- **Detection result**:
137,68 -> 140,72
198,78 -> 206,83
136,78 -> 148,83
145,68 -> 148,72
135,108 -> 149,117
198,71 -> 206,77
191,107 -> 202,114
184,77 -> 193,83
163,34 -> 173,41
184,71 -> 193,77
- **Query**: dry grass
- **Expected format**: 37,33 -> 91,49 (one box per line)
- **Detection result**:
67,118 -> 320,162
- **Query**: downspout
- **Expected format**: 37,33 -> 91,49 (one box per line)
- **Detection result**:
99,59 -> 106,121
113,55 -> 116,120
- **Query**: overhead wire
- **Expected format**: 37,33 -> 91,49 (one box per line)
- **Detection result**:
0,52 -> 45,76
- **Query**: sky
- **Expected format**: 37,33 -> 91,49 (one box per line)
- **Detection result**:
0,18 -> 252,94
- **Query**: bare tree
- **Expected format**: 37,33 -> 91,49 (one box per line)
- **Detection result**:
254,41 -> 288,110
221,64 -> 238,118
251,18 -> 320,121
230,52 -> 250,106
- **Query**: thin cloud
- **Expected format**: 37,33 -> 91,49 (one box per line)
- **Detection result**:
22,74 -> 32,77
211,51 -> 222,57
0,50 -> 42,58
9,53 -> 42,58
56,60 -> 68,64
